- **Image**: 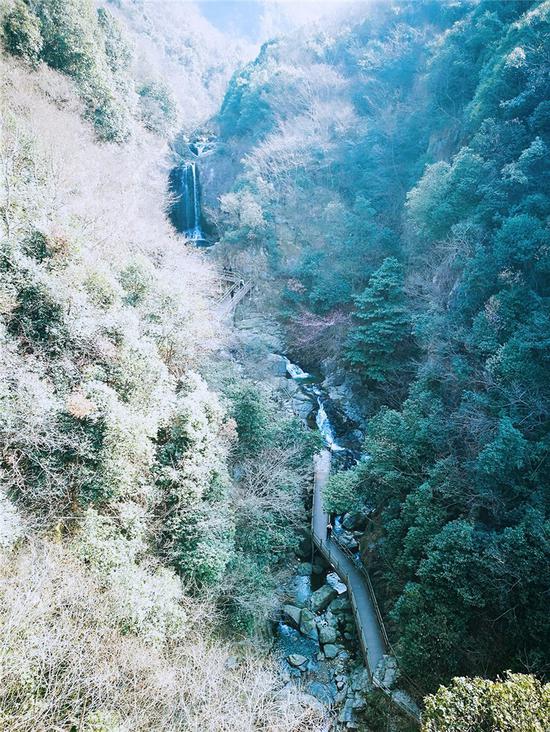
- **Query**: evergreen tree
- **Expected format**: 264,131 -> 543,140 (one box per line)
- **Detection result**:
345,257 -> 413,383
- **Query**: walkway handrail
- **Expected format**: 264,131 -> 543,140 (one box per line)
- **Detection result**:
215,279 -> 253,317
311,452 -> 421,726
331,535 -> 390,649
313,534 -> 420,725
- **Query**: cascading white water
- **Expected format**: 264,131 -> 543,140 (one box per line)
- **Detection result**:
185,162 -> 204,241
313,386 -> 345,452
285,357 -> 345,452
284,357 -> 311,380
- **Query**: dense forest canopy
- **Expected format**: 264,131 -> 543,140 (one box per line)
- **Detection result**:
0,0 -> 549,730
212,0 -> 550,694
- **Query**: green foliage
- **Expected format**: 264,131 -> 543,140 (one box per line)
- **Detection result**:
323,467 -> 366,515
8,278 -> 68,354
422,673 -> 550,732
229,382 -> 272,458
156,373 -> 234,585
2,0 -> 43,67
345,257 -> 414,383
219,382 -> 319,632
214,0 -> 550,691
1,0 -> 135,141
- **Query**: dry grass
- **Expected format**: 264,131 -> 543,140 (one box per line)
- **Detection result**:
0,539 -> 328,731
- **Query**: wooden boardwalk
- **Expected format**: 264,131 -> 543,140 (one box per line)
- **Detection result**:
312,450 -> 420,724
215,273 -> 253,319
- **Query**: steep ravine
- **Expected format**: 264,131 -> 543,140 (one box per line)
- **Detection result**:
170,133 -> 414,731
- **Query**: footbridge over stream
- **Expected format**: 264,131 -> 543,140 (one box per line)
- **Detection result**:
215,269 -> 254,319
312,450 -> 421,725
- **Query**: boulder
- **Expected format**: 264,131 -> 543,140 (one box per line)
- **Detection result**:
291,397 -> 313,421
287,653 -> 308,669
374,654 -> 399,689
324,609 -> 339,628
297,692 -> 325,714
326,571 -> 348,595
323,644 -> 339,659
265,353 -> 288,377
306,681 -> 336,705
309,584 -> 338,613
288,574 -> 312,608
338,698 -> 355,724
282,604 -> 302,629
329,596 -> 351,614
350,667 -> 372,694
299,608 -> 318,641
296,562 -> 312,576
342,510 -> 368,531
318,625 -> 338,644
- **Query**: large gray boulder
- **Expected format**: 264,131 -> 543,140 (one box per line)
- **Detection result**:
329,596 -> 351,614
282,604 -> 302,629
338,698 -> 355,724
264,353 -> 288,377
309,584 -> 338,613
299,608 -> 318,641
318,624 -> 338,644
342,510 -> 368,531
326,571 -> 347,595
287,653 -> 308,669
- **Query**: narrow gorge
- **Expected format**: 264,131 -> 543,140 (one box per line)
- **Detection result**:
1,1 -> 548,731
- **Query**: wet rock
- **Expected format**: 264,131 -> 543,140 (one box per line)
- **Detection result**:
350,667 -> 372,694
297,692 -> 325,714
307,681 -> 336,705
296,562 -> 312,576
326,571 -> 348,595
338,698 -> 355,724
342,510 -> 368,531
282,604 -> 302,629
324,609 -> 338,627
265,353 -> 288,377
288,574 -> 312,608
323,644 -> 339,659
318,625 -> 338,644
299,609 -> 318,641
329,597 -> 351,614
309,584 -> 338,613
288,653 -> 308,669
373,654 -> 399,689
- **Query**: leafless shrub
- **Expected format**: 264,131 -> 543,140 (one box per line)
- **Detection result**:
287,308 -> 351,362
0,539 -> 327,731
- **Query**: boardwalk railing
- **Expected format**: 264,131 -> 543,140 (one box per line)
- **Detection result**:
215,270 -> 253,318
312,453 -> 421,726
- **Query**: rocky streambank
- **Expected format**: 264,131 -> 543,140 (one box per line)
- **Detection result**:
275,560 -> 403,730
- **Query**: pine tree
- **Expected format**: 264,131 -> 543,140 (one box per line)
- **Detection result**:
345,257 -> 413,383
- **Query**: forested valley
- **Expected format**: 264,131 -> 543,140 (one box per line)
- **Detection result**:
0,1 -> 549,731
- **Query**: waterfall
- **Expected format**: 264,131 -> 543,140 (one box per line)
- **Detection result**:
169,161 -> 205,242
